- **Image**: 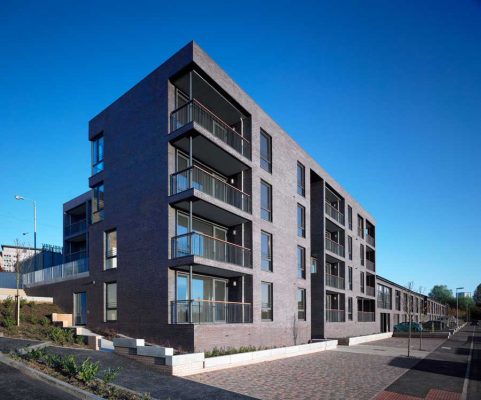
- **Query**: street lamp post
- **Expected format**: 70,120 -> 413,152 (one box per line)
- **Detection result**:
15,195 -> 37,270
455,287 -> 464,329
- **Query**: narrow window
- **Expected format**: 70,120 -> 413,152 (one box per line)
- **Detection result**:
260,180 -> 272,221
105,282 -> 117,321
297,246 -> 306,279
297,288 -> 306,321
360,272 -> 365,293
348,267 -> 353,290
260,130 -> 272,173
348,206 -> 352,230
348,297 -> 353,320
358,215 -> 364,238
91,134 -> 104,175
261,282 -> 273,321
261,231 -> 272,272
297,162 -> 305,196
348,236 -> 353,260
297,204 -> 305,238
360,244 -> 365,266
92,183 -> 105,223
105,230 -> 117,269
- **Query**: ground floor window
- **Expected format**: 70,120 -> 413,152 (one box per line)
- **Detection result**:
105,282 -> 117,321
261,282 -> 273,321
297,288 -> 306,320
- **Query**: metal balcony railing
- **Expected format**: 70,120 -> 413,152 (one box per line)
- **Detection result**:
326,273 -> 345,290
64,219 -> 87,236
171,300 -> 252,324
366,259 -> 375,272
170,99 -> 251,159
358,311 -> 375,322
325,202 -> 345,225
22,258 -> 89,286
325,237 -> 345,257
326,309 -> 345,322
171,165 -> 251,213
366,286 -> 376,297
171,232 -> 252,268
366,234 -> 375,247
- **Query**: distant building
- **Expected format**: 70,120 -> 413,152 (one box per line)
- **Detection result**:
457,291 -> 471,298
0,245 -> 41,272
18,244 -> 63,273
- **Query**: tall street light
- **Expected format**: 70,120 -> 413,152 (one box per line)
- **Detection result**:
455,287 -> 464,329
15,195 -> 37,270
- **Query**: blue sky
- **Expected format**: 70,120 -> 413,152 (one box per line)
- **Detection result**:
1,1 -> 480,294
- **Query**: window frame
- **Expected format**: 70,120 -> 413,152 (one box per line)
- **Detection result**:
260,180 -> 272,222
261,281 -> 273,321
260,130 -> 272,173
297,203 -> 306,238
92,183 -> 105,223
348,206 -> 352,230
91,134 -> 104,175
261,231 -> 273,272
360,243 -> 365,266
104,229 -> 117,270
348,266 -> 353,290
105,282 -> 117,322
297,162 -> 305,197
348,297 -> 353,320
297,288 -> 306,321
348,236 -> 353,260
297,245 -> 306,279
360,271 -> 365,293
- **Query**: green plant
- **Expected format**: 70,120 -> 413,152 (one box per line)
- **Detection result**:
3,296 -> 14,308
2,315 -> 16,329
20,298 -> 27,308
47,326 -> 75,345
23,347 -> 47,361
60,354 -> 79,377
101,366 -> 121,384
39,316 -> 50,326
77,358 -> 99,383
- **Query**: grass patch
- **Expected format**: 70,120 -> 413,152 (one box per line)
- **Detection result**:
13,348 -> 151,400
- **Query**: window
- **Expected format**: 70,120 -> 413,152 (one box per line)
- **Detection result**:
297,246 -> 306,279
395,290 -> 401,311
360,244 -> 365,266
91,134 -> 104,175
348,236 -> 353,260
105,230 -> 117,269
360,272 -> 365,293
260,180 -> 272,221
297,204 -> 305,237
297,162 -> 305,196
358,215 -> 364,238
348,206 -> 352,230
348,297 -> 353,320
92,183 -> 105,223
348,267 -> 353,290
105,282 -> 117,321
261,231 -> 272,272
261,282 -> 273,321
377,284 -> 392,309
260,130 -> 272,173
297,288 -> 306,320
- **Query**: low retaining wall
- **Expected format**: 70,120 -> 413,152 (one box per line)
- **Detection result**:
113,338 -> 338,376
338,332 -> 393,346
393,331 -> 450,339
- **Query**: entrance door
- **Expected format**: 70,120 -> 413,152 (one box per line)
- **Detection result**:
380,313 -> 391,333
214,280 -> 227,323
74,292 -> 87,326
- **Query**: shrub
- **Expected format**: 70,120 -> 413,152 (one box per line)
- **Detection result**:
3,296 -> 14,308
39,316 -> 50,326
101,367 -> 121,384
23,347 -> 47,362
77,358 -> 99,383
47,326 -> 75,345
60,354 -> 79,378
2,315 -> 16,329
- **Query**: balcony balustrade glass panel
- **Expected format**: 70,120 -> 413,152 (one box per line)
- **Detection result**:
23,258 -> 89,286
325,273 -> 345,290
171,300 -> 252,324
366,259 -> 375,272
358,311 -> 375,322
325,202 -> 345,225
326,309 -> 346,322
325,237 -> 345,257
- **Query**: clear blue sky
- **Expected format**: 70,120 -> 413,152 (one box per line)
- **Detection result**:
1,1 -> 480,294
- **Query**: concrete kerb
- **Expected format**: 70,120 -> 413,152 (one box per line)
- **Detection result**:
16,341 -> 52,356
338,332 -> 393,346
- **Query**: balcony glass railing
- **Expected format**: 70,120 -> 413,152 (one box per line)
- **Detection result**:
366,286 -> 376,297
64,250 -> 87,263
325,202 -> 345,225
23,258 -> 88,286
64,220 -> 87,237
326,309 -> 345,322
366,259 -> 375,272
358,311 -> 375,322
171,300 -> 252,324
366,234 -> 375,247
326,273 -> 345,290
170,99 -> 251,159
171,232 -> 252,268
171,165 -> 251,213
325,238 -> 345,257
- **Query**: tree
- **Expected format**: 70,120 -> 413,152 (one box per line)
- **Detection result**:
428,285 -> 454,304
473,284 -> 481,306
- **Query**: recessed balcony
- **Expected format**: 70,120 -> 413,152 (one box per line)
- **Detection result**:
171,165 -> 251,214
171,232 -> 252,269
325,238 -> 345,258
326,272 -> 345,290
171,300 -> 252,324
358,311 -> 375,322
64,219 -> 87,237
325,202 -> 345,226
366,259 -> 375,272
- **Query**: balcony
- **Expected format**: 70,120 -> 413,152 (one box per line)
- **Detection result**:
326,273 -> 345,290
171,300 -> 252,324
64,219 -> 87,237
325,238 -> 345,257
22,258 -> 89,287
171,165 -> 251,213
366,259 -> 375,272
326,309 -> 345,322
171,99 -> 251,160
64,250 -> 87,263
366,234 -> 375,247
325,202 -> 345,225
358,311 -> 375,322
171,232 -> 252,268
366,286 -> 375,297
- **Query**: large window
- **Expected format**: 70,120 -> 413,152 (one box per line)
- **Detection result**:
348,236 -> 353,260
92,183 -> 105,223
297,288 -> 306,320
297,162 -> 305,196
92,134 -> 104,175
261,231 -> 272,272
105,282 -> 117,322
260,180 -> 272,221
261,282 -> 273,321
348,206 -> 352,230
105,230 -> 117,269
297,246 -> 306,279
377,284 -> 392,309
297,204 -> 305,238
260,130 -> 272,173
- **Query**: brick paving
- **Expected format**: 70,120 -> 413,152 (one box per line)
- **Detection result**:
360,337 -> 446,351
